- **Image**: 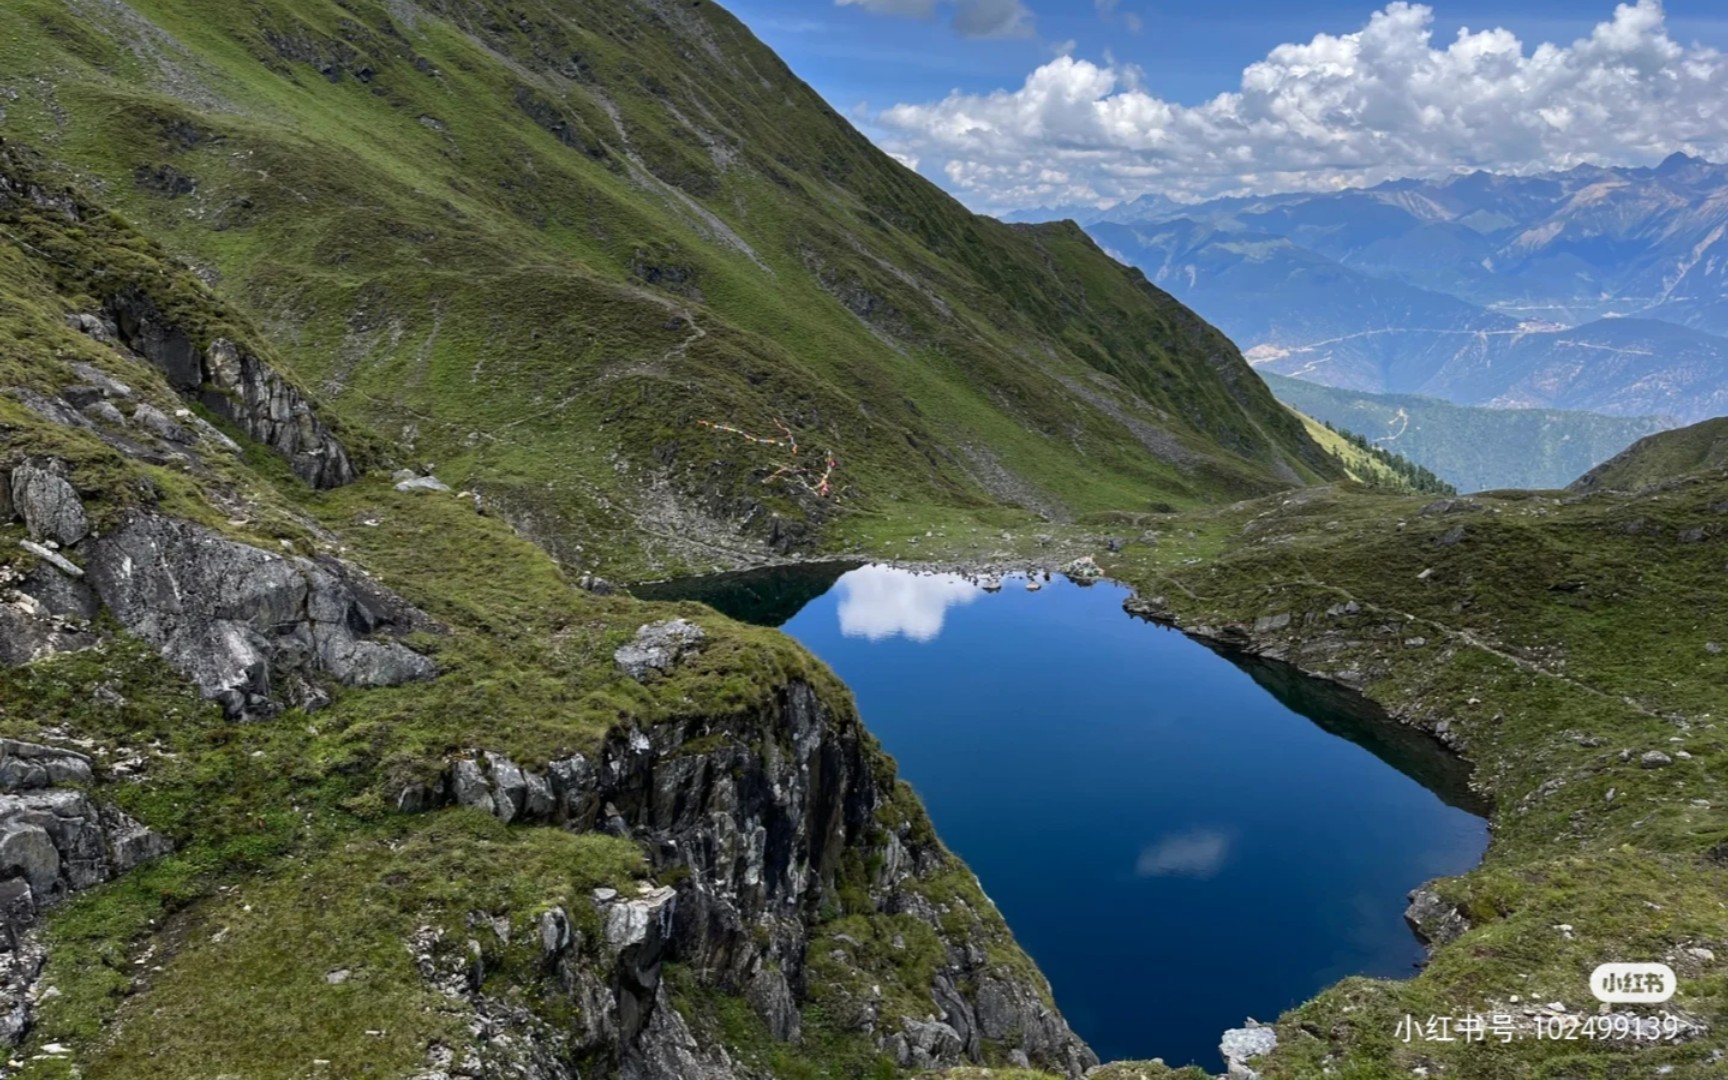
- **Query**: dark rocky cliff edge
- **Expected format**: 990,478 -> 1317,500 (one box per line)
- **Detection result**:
394,680 -> 1096,1079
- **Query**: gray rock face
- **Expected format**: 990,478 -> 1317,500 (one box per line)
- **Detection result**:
83,511 -> 434,718
404,923 -> 588,1080
200,338 -> 356,489
10,462 -> 89,546
893,1018 -> 964,1069
80,400 -> 128,428
620,985 -> 744,1080
0,741 -> 94,791
1641,750 -> 1675,769
1405,883 -> 1470,949
0,605 -> 88,665
614,619 -> 706,680
0,789 -> 168,900
66,359 -> 130,397
103,289 -> 355,489
0,557 -> 96,666
412,681 -> 1096,1079
105,290 -> 201,390
131,403 -> 193,445
0,739 -> 170,1047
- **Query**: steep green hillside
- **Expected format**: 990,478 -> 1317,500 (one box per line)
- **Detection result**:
0,0 -> 1332,577
0,140 -> 1096,1079
1265,373 -> 1674,492
1572,417 -> 1728,493
1293,410 -> 1454,496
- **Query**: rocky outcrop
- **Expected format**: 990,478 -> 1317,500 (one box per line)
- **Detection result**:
1220,1023 -> 1277,1080
1061,555 -> 1103,581
399,680 -> 1096,1078
10,461 -> 90,547
614,619 -> 706,681
0,739 -> 170,1046
100,292 -> 355,489
201,337 -> 356,489
1404,884 -> 1470,950
3,454 -> 433,714
84,511 -> 435,718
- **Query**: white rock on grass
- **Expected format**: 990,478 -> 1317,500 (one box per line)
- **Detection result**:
614,619 -> 706,680
395,475 -> 452,494
1221,1022 -> 1277,1079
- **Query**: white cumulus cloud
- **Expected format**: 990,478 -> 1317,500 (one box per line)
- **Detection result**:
837,0 -> 1034,39
871,0 -> 1728,209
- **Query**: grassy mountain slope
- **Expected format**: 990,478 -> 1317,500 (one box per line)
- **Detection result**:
1265,373 -> 1675,492
18,2 -> 1728,1078
1290,410 -> 1454,496
0,0 -> 1332,577
1572,418 -> 1728,493
0,144 -> 1087,1078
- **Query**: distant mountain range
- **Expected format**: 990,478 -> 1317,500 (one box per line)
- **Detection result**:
1263,374 -> 1673,493
1038,156 -> 1728,424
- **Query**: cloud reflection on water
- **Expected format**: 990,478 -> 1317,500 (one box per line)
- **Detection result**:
1135,829 -> 1234,880
835,565 -> 983,643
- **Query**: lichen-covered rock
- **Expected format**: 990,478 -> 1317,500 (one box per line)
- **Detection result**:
539,907 -> 573,959
614,619 -> 706,680
83,511 -> 434,718
10,461 -> 88,546
894,1018 -> 965,1069
1405,883 -> 1470,949
404,924 -> 582,1080
80,399 -> 128,428
1061,555 -> 1102,580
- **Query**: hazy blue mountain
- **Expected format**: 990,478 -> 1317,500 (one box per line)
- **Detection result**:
1072,156 -> 1728,423
1262,374 -> 1675,492
1088,220 -> 1518,394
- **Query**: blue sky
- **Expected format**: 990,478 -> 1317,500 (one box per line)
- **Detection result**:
721,1 -> 1728,210
731,1 -> 1728,107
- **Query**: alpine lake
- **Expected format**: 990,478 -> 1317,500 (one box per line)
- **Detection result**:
634,563 -> 1488,1069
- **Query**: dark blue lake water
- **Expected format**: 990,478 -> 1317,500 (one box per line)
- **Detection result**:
636,564 -> 1488,1069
